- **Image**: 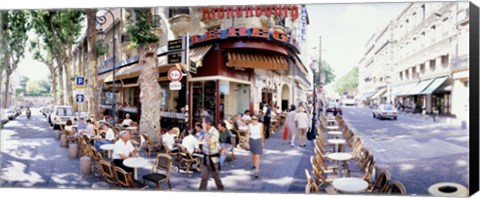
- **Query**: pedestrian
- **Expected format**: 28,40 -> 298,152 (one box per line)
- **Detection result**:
218,121 -> 233,166
295,106 -> 310,148
262,101 -> 272,139
246,115 -> 265,179
112,131 -> 136,173
285,105 -> 297,147
199,115 -> 224,191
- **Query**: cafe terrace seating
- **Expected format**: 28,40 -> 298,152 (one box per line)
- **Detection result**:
142,153 -> 173,190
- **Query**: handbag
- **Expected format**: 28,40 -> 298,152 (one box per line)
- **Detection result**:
307,127 -> 315,141
282,127 -> 288,140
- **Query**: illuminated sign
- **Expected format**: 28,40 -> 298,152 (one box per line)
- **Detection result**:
201,5 -> 300,22
191,27 -> 300,53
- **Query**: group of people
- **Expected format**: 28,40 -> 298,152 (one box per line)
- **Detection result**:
284,103 -> 313,148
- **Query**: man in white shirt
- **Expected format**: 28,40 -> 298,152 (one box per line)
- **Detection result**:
82,119 -> 95,138
242,110 -> 252,123
112,131 -> 136,173
182,129 -> 199,154
94,124 -> 116,151
122,114 -> 133,127
162,128 -> 177,152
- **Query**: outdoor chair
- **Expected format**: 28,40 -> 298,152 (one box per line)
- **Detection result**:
143,153 -> 173,189
142,134 -> 162,157
99,160 -> 117,186
311,160 -> 338,194
176,144 -> 201,177
305,169 -> 320,193
236,128 -> 248,149
385,180 -> 407,195
113,166 -> 148,190
368,169 -> 391,193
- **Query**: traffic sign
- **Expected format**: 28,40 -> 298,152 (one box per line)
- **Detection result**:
76,94 -> 85,103
168,67 -> 183,82
168,53 -> 182,64
168,39 -> 183,51
75,76 -> 85,88
169,82 -> 182,90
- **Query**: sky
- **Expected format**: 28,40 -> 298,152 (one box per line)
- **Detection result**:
15,2 -> 409,85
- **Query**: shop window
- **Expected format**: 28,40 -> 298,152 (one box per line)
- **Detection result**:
399,72 -> 403,80
441,55 -> 449,67
420,63 -> 425,73
429,59 -> 436,71
192,81 -> 217,125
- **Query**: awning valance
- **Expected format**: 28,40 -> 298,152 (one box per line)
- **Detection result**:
293,54 -> 309,76
371,88 -> 387,99
226,52 -> 288,71
404,78 -> 435,96
358,91 -> 376,100
190,44 -> 212,67
392,82 -> 417,96
422,76 -> 449,94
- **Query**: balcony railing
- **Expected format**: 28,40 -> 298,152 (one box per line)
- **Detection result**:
451,55 -> 469,71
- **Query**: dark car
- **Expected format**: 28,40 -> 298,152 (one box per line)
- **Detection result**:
324,102 -> 342,116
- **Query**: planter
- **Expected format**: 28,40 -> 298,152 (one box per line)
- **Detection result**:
169,14 -> 191,38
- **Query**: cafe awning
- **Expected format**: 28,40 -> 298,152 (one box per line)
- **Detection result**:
404,78 -> 435,96
226,52 -> 288,71
190,44 -> 212,68
371,88 -> 387,99
421,76 -> 449,94
391,82 -> 417,96
358,91 -> 376,100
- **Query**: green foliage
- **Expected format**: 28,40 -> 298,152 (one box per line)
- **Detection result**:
334,67 -> 359,94
315,60 -> 335,86
1,10 -> 30,72
20,76 -> 29,89
95,41 -> 107,56
15,88 -> 25,96
127,9 -> 159,45
26,80 -> 47,95
37,79 -> 51,93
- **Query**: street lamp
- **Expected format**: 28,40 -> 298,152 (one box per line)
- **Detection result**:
96,9 -> 117,126
309,36 -> 322,138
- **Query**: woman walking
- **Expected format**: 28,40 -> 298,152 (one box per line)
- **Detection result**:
246,115 -> 264,179
295,106 -> 310,147
285,105 -> 297,147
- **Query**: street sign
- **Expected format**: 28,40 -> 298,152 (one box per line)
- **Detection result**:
169,82 -> 182,90
168,67 -> 183,82
168,39 -> 183,51
168,53 -> 182,64
76,94 -> 85,103
75,76 -> 85,88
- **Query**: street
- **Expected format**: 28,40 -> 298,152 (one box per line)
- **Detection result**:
342,106 -> 469,194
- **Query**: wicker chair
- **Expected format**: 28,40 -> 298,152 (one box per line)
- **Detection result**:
385,180 -> 407,195
143,153 -> 173,189
368,169 -> 391,193
305,169 -> 319,193
177,144 -> 201,177
99,160 -> 117,186
113,166 -> 148,189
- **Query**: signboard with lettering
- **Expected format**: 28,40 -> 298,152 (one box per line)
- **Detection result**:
300,5 -> 307,41
168,67 -> 183,82
168,39 -> 183,51
191,27 -> 300,53
168,53 -> 183,64
75,76 -> 85,88
169,82 -> 182,90
201,5 -> 300,22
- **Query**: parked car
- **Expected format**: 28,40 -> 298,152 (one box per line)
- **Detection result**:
373,104 -> 398,120
1,109 -> 9,124
6,109 -> 16,120
324,102 -> 342,116
42,105 -> 53,117
343,98 -> 356,106
50,105 -> 76,130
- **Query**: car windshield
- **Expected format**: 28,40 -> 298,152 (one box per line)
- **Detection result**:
382,105 -> 394,111
56,108 -> 74,116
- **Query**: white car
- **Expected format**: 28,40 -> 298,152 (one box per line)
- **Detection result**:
50,105 -> 76,130
343,98 -> 356,106
373,104 -> 398,120
1,109 -> 9,124
6,109 -> 16,120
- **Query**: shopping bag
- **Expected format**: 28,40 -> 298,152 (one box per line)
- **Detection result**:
282,127 -> 288,140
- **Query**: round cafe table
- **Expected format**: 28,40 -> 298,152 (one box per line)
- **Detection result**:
332,177 -> 369,193
328,139 -> 346,152
123,157 -> 148,180
326,126 -> 340,131
428,182 -> 469,197
100,144 -> 115,158
327,131 -> 343,136
326,152 -> 353,177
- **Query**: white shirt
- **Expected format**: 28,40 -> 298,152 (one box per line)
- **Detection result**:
295,112 -> 310,129
122,118 -> 132,126
242,114 -> 252,121
105,128 -> 115,141
84,124 -> 95,137
162,133 -> 176,150
182,135 -> 198,154
112,139 -> 135,160
248,123 -> 263,139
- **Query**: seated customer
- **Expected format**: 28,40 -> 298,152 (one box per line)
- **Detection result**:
218,121 -> 233,166
122,114 -> 133,127
112,131 -> 136,173
64,120 -> 75,134
194,123 -> 206,141
81,119 -> 95,138
162,127 -> 178,152
94,123 -> 115,151
77,118 -> 87,130
242,110 -> 252,123
182,129 -> 199,154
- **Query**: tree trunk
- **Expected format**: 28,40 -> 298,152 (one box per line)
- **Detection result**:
49,63 -> 57,105
0,68 -> 4,108
57,61 -> 64,105
138,43 -> 161,142
86,9 -> 99,118
64,60 -> 74,107
3,71 -> 11,108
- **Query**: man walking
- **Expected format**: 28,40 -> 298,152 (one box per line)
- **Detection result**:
199,115 -> 224,191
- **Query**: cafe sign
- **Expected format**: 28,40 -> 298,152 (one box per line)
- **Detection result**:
191,27 -> 300,53
201,5 -> 300,22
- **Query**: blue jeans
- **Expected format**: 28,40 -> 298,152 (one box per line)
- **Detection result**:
95,140 -> 113,151
219,143 -> 232,166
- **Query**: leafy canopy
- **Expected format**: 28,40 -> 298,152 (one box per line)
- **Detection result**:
127,9 -> 159,45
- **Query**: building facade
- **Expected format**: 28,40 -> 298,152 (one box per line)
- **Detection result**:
79,6 -> 311,131
358,2 -> 470,123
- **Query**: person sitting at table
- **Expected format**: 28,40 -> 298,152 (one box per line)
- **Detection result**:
94,123 -> 115,151
162,127 -> 178,152
195,123 -> 206,141
82,119 -> 95,138
77,118 -> 87,130
242,110 -> 252,123
122,114 -> 133,127
64,120 -> 75,134
234,114 -> 248,131
112,131 -> 136,173
182,129 -> 199,154
218,121 -> 233,166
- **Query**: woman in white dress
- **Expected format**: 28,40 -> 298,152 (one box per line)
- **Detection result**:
246,115 -> 264,179
285,105 -> 297,147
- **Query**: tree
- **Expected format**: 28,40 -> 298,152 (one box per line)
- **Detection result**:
38,79 -> 51,93
30,10 -> 84,106
315,60 -> 335,86
334,67 -> 359,95
127,9 -> 162,142
26,80 -> 46,95
30,40 -> 57,103
86,9 -> 99,118
1,10 -> 29,108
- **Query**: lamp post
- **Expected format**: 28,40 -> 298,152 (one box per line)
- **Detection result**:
310,60 -> 318,137
96,9 -> 117,126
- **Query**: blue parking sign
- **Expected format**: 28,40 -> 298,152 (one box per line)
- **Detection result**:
76,94 -> 85,103
75,76 -> 85,87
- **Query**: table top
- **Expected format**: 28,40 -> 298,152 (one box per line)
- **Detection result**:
428,182 -> 469,197
123,157 -> 148,168
328,139 -> 346,144
326,153 -> 353,161
327,131 -> 343,135
332,177 -> 369,193
126,127 -> 138,130
100,144 -> 115,151
326,126 -> 340,130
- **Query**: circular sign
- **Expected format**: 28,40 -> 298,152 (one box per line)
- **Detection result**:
168,67 -> 183,82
